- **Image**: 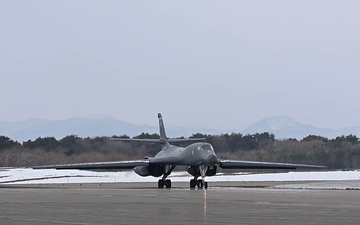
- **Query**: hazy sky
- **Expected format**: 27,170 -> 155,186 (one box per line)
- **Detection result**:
1,1 -> 359,130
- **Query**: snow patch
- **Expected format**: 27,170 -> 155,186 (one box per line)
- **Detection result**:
1,168 -> 359,185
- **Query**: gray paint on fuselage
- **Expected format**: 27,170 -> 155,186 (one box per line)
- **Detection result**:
150,142 -> 217,166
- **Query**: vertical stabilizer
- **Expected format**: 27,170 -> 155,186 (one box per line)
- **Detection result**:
158,113 -> 169,145
110,113 -> 206,144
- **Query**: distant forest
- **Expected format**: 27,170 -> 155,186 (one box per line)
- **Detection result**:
1,132 -> 360,170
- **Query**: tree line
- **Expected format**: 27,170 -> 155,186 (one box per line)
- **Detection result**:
0,133 -> 359,169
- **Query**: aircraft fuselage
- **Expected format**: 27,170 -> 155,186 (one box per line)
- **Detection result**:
134,142 -> 218,177
152,142 -> 218,166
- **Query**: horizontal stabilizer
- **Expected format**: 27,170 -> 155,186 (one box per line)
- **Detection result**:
110,137 -> 206,144
110,113 -> 206,145
110,137 -> 164,144
167,138 -> 206,143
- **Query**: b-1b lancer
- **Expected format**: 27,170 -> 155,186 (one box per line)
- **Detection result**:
34,113 -> 326,189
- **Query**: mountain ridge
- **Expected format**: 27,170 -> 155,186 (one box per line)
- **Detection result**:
242,116 -> 358,139
1,116 -> 360,141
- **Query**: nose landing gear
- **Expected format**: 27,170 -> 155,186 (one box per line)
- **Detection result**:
190,165 -> 208,189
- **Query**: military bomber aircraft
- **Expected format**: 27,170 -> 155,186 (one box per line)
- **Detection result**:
34,113 -> 326,189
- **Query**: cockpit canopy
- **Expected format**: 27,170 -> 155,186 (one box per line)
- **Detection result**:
197,143 -> 214,151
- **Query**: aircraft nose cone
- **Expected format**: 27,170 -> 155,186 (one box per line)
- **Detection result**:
204,154 -> 218,165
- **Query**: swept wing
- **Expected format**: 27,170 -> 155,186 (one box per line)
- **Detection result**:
219,159 -> 326,170
33,160 -> 149,170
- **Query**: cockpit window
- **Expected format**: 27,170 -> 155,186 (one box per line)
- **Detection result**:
197,144 -> 214,151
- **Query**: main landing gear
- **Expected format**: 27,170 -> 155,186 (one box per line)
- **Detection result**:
158,179 -> 172,188
157,165 -> 176,189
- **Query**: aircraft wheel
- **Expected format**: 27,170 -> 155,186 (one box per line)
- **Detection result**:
158,179 -> 165,188
165,179 -> 171,188
204,182 -> 208,189
197,179 -> 203,189
190,179 -> 196,189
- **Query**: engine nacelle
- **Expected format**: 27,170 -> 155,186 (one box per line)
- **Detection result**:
134,166 -> 150,176
206,166 -> 217,176
134,165 -> 164,177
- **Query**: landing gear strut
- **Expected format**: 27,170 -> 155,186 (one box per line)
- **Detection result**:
189,165 -> 208,189
158,165 -> 176,189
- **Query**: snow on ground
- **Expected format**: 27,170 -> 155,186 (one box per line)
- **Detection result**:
207,170 -> 360,182
1,168 -> 359,185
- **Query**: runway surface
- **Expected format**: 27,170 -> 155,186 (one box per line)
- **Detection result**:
1,181 -> 360,225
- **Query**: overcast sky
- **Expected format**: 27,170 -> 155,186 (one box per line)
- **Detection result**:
1,1 -> 359,130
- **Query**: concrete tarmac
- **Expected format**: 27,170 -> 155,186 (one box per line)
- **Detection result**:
1,181 -> 360,225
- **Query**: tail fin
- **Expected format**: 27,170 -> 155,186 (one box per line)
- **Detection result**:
110,113 -> 207,144
158,113 -> 168,144
109,113 -> 169,145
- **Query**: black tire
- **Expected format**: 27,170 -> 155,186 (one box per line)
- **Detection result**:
190,179 -> 196,189
204,182 -> 208,189
158,179 -> 164,188
165,179 -> 171,188
197,179 -> 203,189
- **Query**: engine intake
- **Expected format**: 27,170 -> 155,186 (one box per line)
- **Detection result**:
187,166 -> 217,177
